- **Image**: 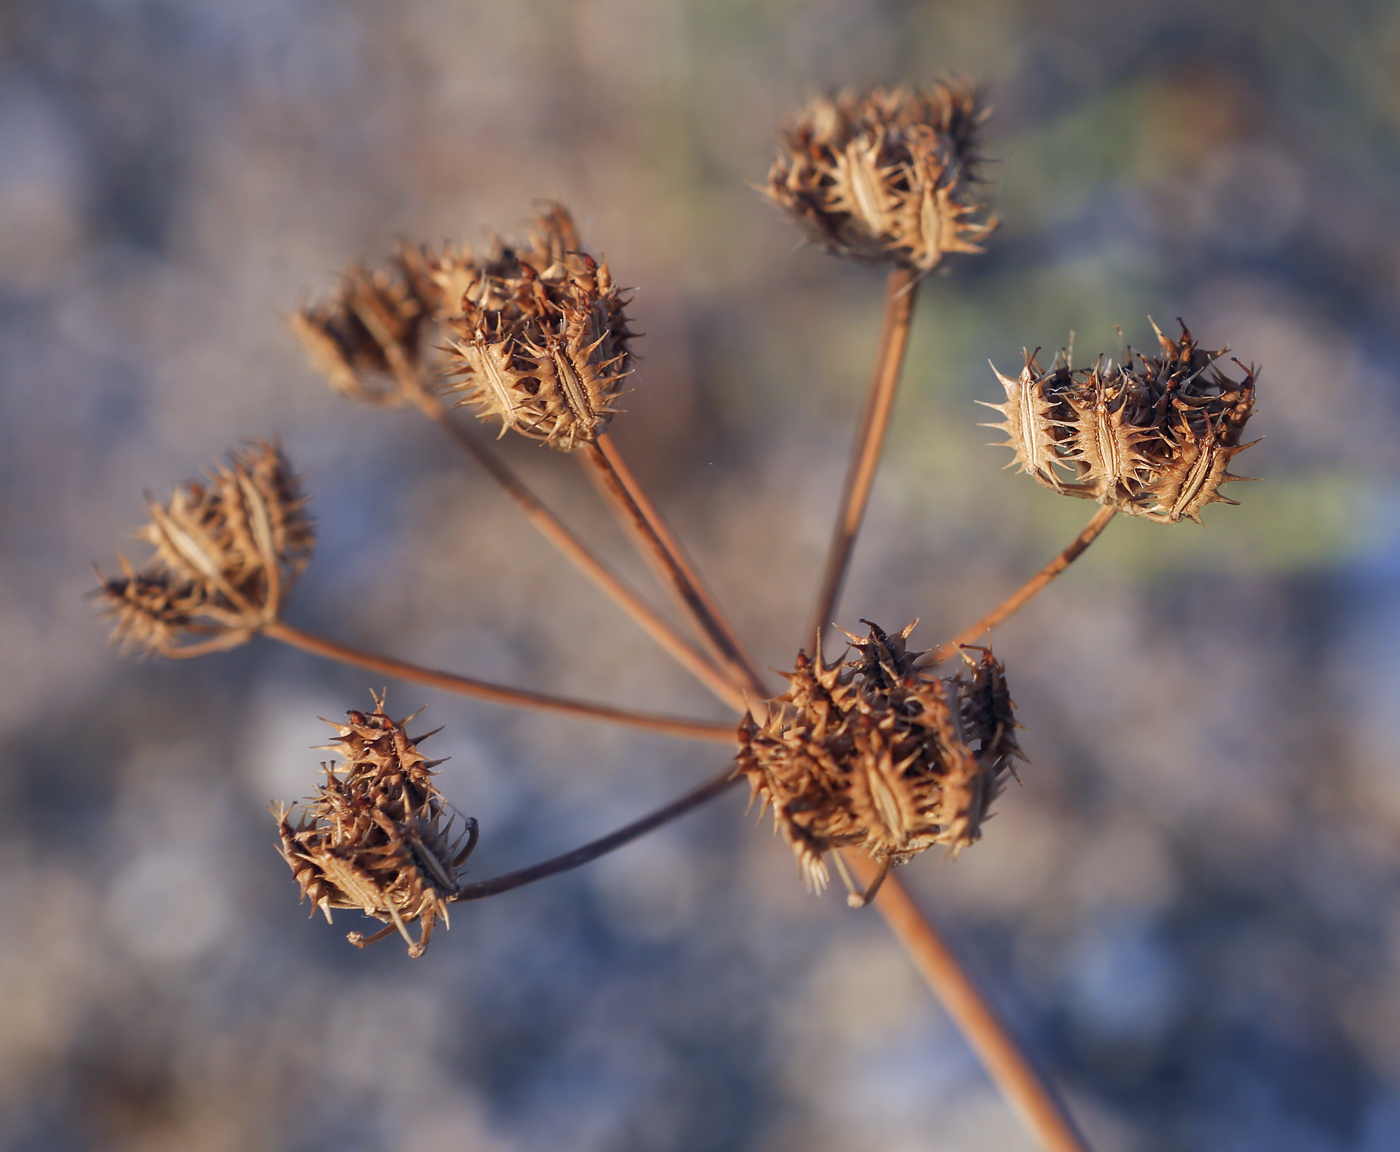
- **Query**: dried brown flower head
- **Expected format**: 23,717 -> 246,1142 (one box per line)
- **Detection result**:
288,253 -> 438,407
442,204 -> 635,450
764,83 -> 996,272
735,621 -> 1023,891
94,441 -> 314,657
275,699 -> 478,958
983,320 -> 1259,523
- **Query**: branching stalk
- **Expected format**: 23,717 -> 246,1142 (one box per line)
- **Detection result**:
850,854 -> 1093,1152
383,355 -> 744,712
454,767 -> 742,901
262,620 -> 735,744
582,432 -> 769,699
808,267 -> 921,651
923,505 -> 1117,666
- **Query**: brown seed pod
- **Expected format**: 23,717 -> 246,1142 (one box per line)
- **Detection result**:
764,83 -> 996,272
734,621 -> 1021,892
288,258 -> 435,407
982,320 -> 1259,523
94,441 -> 314,657
275,699 -> 478,958
442,204 -> 635,450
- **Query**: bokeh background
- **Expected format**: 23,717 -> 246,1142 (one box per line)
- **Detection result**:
3,1 -> 1400,1149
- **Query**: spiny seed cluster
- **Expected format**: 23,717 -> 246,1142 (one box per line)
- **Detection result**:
288,236 -> 490,408
765,83 -> 996,272
276,702 -> 478,958
288,260 -> 434,407
287,204 -> 634,451
983,320 -> 1258,523
442,205 -> 635,450
95,441 -> 313,657
735,622 -> 1023,892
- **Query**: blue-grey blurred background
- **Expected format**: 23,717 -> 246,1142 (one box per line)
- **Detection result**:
3,1 -> 1400,1149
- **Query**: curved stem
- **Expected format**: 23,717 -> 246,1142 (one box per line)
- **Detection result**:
923,505 -> 1117,666
808,267 -> 921,652
262,620 -> 735,744
388,362 -> 745,713
454,767 -> 741,901
582,434 -> 769,700
850,854 -> 1093,1152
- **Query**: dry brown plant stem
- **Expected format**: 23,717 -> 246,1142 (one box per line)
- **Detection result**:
850,852 -> 1093,1152
924,505 -> 1118,665
383,358 -> 745,712
582,433 -> 769,699
453,766 -> 742,901
261,620 -> 735,744
808,266 -> 921,650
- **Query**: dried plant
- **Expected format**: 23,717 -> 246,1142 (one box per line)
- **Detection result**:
90,79 -> 1267,1152
442,207 -> 634,450
94,441 -> 313,657
737,622 -> 1022,896
765,82 -> 996,272
985,320 -> 1258,523
276,699 -> 478,958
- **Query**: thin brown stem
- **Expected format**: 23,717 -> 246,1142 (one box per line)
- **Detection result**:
383,358 -> 744,713
262,620 -> 736,744
808,266 -> 921,652
454,767 -> 742,901
582,433 -> 769,700
923,504 -> 1118,666
850,854 -> 1093,1152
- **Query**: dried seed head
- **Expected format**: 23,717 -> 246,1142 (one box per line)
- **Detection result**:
94,441 -> 314,657
288,257 -> 436,407
275,699 -> 478,958
734,621 -> 1022,892
982,320 -> 1259,523
764,83 -> 996,272
442,204 -> 635,450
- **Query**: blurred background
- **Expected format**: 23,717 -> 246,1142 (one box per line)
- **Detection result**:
3,1 -> 1399,1149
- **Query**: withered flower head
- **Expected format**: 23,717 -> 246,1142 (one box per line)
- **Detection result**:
94,441 -> 314,657
764,83 -> 996,272
735,621 -> 1023,892
442,203 -> 635,450
275,699 -> 478,958
983,319 -> 1259,523
288,250 -> 444,408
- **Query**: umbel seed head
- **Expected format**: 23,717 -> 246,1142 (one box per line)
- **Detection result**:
275,699 -> 478,959
735,621 -> 1024,892
94,441 -> 314,657
442,204 -> 636,451
765,83 -> 996,272
982,319 -> 1259,523
289,258 -> 433,407
289,240 -> 493,408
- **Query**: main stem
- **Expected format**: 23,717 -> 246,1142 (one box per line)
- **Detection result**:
923,504 -> 1117,666
454,767 -> 742,901
850,855 -> 1093,1152
262,620 -> 735,744
582,433 -> 769,700
389,362 -> 744,712
807,266 -> 921,652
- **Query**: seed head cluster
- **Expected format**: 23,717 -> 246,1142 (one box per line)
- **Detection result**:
288,205 -> 634,451
765,83 -> 996,272
89,81 -> 1271,969
288,259 -> 435,407
983,320 -> 1258,523
288,234 -> 498,408
441,205 -> 635,450
95,441 -> 313,657
276,701 -> 478,959
735,622 -> 1023,892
